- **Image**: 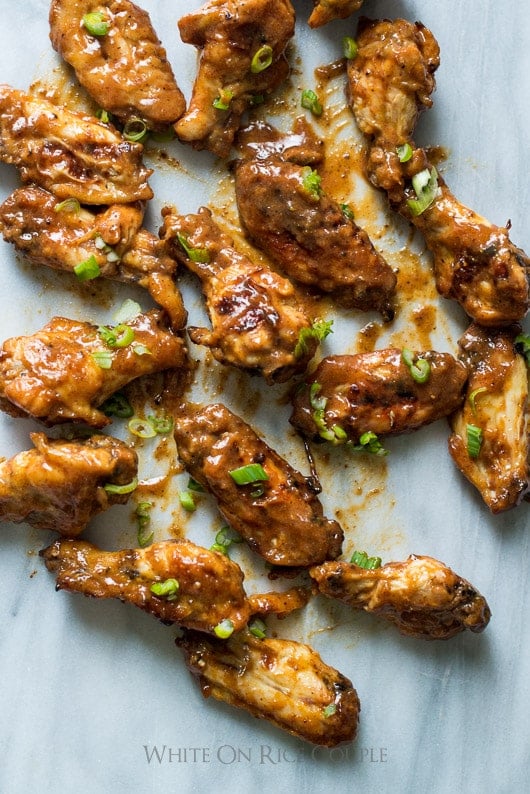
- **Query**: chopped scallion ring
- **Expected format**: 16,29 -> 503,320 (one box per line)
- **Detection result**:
301,89 -> 323,117
74,255 -> 101,281
397,143 -> 413,163
82,11 -> 110,37
229,463 -> 269,486
147,414 -> 174,435
340,203 -> 354,221
136,501 -> 153,547
91,350 -> 113,369
128,417 -> 157,439
301,167 -> 322,199
98,324 -> 135,349
309,382 -> 346,444
468,386 -> 488,415
249,618 -> 267,639
150,578 -> 180,600
133,344 -> 152,357
406,166 -> 440,216
176,232 -> 210,264
103,476 -> 138,495
96,108 -> 112,124
250,45 -> 273,73
122,117 -> 148,143
343,36 -> 358,60
212,89 -> 233,111
214,619 -> 235,639
401,348 -> 431,384
54,198 -> 80,214
351,550 -> 382,569
352,431 -> 388,456
187,477 -> 205,493
101,392 -> 133,418
322,703 -> 337,718
179,491 -> 196,512
294,319 -> 333,358
466,424 -> 483,459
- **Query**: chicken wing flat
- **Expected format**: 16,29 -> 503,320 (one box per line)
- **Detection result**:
0,84 -> 152,204
310,555 -> 491,640
290,348 -> 468,444
448,324 -> 529,512
49,0 -> 186,129
41,538 -> 252,633
0,310 -> 186,427
173,402 -> 344,567
160,205 -> 322,383
0,432 -> 137,535
175,0 -> 295,158
177,629 -> 360,746
347,18 -> 529,326
0,186 -> 186,329
308,0 -> 363,29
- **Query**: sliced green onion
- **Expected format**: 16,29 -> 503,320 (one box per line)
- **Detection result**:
128,417 -> 157,439
515,333 -> 530,366
351,550 -> 382,569
294,319 -> 333,358
74,254 -> 101,281
229,463 -> 269,486
101,392 -> 133,418
468,386 -> 488,416
187,477 -> 205,493
150,578 -> 180,600
123,117 -> 148,144
96,108 -> 112,124
340,203 -> 354,221
212,89 -> 233,111
301,89 -> 323,117
91,350 -> 113,369
343,36 -> 358,59
309,383 -> 345,444
133,344 -> 152,357
466,424 -> 483,459
54,198 -> 80,214
250,484 -> 265,498
113,299 -> 142,324
332,424 -> 348,441
397,143 -> 413,163
179,491 -> 196,512
406,167 -> 439,216
98,324 -> 135,349
104,476 -> 138,495
352,431 -> 388,456
82,11 -> 110,37
147,414 -> 174,435
214,619 -> 235,639
176,232 -> 210,264
301,167 -> 322,200
136,501 -> 153,547
323,703 -> 337,718
250,45 -> 273,73
210,526 -> 242,556
249,618 -> 267,639
402,348 -> 431,384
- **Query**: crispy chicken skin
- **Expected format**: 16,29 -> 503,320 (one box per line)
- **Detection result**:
0,433 -> 137,535
177,629 -> 360,746
290,349 -> 468,443
308,0 -> 363,29
0,310 -> 187,427
49,0 -> 186,129
173,402 -> 344,567
175,0 -> 295,158
0,84 -> 152,204
160,206 -> 321,383
347,18 -> 529,326
41,538 -> 252,633
310,555 -> 491,640
0,186 -> 186,329
448,325 -> 529,512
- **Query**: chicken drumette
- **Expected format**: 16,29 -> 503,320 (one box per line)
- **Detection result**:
0,432 -> 137,535
0,310 -> 187,427
0,84 -> 152,204
160,206 -> 325,383
308,0 -> 363,29
347,18 -> 529,326
49,0 -> 186,129
175,0 -> 295,157
173,402 -> 344,567
310,554 -> 491,640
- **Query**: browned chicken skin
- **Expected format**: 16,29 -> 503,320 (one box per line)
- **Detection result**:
177,629 -> 360,746
173,402 -> 344,567
347,18 -> 529,326
0,310 -> 187,427
310,555 -> 491,640
160,205 -> 322,383
290,348 -> 468,444
175,0 -> 295,157
0,84 -> 152,204
0,432 -> 137,535
308,0 -> 363,29
49,0 -> 186,129
41,538 -> 252,633
0,186 -> 186,329
448,324 -> 529,512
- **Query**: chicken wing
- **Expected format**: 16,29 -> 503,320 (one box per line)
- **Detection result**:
160,205 -> 323,383
175,0 -> 295,157
448,324 -> 529,512
347,18 -> 529,326
0,310 -> 187,427
290,348 -> 468,444
0,84 -> 152,204
173,402 -> 344,567
308,0 -> 363,29
41,538 -> 252,633
310,555 -> 491,640
177,629 -> 360,746
0,186 -> 186,329
49,0 -> 185,129
0,432 -> 137,535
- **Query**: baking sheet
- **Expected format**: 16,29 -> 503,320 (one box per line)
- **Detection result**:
1,1 -> 529,792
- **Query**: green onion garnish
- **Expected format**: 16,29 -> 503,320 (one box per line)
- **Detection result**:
147,414 -> 173,435
468,386 -> 487,416
82,11 -> 110,37
352,431 -> 388,456
98,324 -> 135,349
214,619 -> 235,639
397,143 -> 413,163
309,383 -> 346,443
466,424 -> 483,459
406,167 -> 439,216
323,703 -> 337,718
401,348 -> 431,384
301,89 -> 323,117
229,463 -> 269,486
136,501 -> 153,547
103,476 -> 138,495
176,232 -> 210,264
212,89 -> 233,111
250,44 -> 273,73
351,550 -> 382,569
343,37 -> 358,60
294,319 -> 333,358
133,344 -> 152,357
101,392 -> 133,418
150,578 -> 180,600
340,203 -> 354,221
55,198 -> 80,214
96,108 -> 112,124
515,333 -> 530,366
188,477 -> 205,493
179,491 -> 196,512
74,255 -> 101,281
128,417 -> 157,439
249,618 -> 267,639
301,167 -> 322,199
91,350 -> 113,369
210,526 -> 242,556
122,117 -> 148,144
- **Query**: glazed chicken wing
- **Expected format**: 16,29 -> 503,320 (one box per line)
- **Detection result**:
290,349 -> 468,444
308,0 -> 363,29
177,629 -> 360,746
0,186 -> 186,329
173,402 -> 343,567
0,84 -> 152,204
448,324 -> 529,512
0,432 -> 137,535
310,555 -> 491,640
41,538 -> 252,633
0,310 -> 187,427
175,0 -> 295,157
50,0 -> 186,129
160,206 -> 323,383
347,18 -> 529,326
